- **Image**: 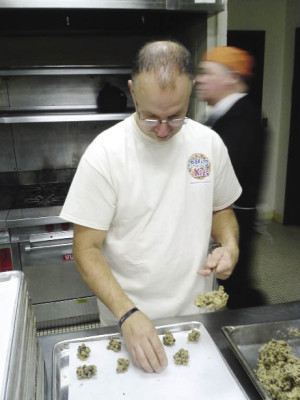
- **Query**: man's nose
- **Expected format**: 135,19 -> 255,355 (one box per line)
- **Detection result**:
155,121 -> 170,137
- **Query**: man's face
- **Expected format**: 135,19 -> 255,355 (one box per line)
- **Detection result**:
194,61 -> 231,106
128,72 -> 192,142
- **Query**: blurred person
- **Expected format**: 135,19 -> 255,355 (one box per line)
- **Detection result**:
194,46 -> 267,308
60,40 -> 242,373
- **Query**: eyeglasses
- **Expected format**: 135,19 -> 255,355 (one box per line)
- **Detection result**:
135,102 -> 188,128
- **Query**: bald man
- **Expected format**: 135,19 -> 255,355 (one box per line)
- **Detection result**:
61,41 -> 241,373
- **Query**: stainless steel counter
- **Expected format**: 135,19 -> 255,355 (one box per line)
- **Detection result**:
39,300 -> 300,400
6,205 -> 65,228
0,206 -> 65,229
0,210 -> 8,230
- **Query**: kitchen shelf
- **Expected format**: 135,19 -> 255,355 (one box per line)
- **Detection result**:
0,0 -> 225,12
0,110 -> 132,124
0,66 -> 133,124
0,66 -> 132,76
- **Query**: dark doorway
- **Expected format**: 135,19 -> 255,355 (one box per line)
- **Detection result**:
283,28 -> 300,225
227,30 -> 265,114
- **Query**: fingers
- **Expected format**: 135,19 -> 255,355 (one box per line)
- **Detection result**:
132,337 -> 167,373
149,332 -> 168,372
197,267 -> 213,276
198,247 -> 233,279
131,343 -> 155,373
197,253 -> 217,276
206,250 -> 223,268
121,312 -> 168,374
207,247 -> 235,279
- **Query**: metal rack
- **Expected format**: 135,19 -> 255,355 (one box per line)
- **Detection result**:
0,66 -> 132,124
0,111 -> 131,124
0,66 -> 131,76
0,0 -> 225,12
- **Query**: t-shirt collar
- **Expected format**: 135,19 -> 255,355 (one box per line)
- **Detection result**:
207,93 -> 247,124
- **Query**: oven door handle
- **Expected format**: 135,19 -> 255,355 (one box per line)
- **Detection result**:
24,242 -> 73,252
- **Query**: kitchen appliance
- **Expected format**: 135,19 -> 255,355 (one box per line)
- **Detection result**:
0,222 -> 12,273
0,65 -> 134,329
3,178 -> 99,329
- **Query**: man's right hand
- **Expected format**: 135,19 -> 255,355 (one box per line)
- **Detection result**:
121,310 -> 168,373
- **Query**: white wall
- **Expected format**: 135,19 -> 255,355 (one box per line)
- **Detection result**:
227,0 -> 300,221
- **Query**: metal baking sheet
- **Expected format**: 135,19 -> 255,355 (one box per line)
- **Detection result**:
53,321 -> 249,400
222,318 -> 300,400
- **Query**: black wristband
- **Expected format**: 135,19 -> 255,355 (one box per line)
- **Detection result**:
119,307 -> 139,327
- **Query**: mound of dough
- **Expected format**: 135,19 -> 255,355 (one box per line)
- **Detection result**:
77,343 -> 91,361
163,330 -> 176,346
194,285 -> 228,311
287,327 -> 300,337
188,329 -> 200,342
76,364 -> 97,379
254,339 -> 300,400
116,358 -> 130,373
107,338 -> 122,352
173,348 -> 189,366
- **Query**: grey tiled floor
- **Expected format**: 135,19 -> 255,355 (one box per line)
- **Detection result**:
250,220 -> 300,305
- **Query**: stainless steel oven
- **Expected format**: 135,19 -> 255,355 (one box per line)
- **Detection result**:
10,221 -> 98,329
5,181 -> 99,329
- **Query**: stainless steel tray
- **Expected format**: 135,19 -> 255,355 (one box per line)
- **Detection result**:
222,318 -> 300,400
53,321 -> 249,400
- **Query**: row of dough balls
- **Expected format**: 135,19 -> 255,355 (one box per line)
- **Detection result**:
76,329 -> 201,378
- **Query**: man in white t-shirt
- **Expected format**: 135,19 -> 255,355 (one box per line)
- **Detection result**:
60,40 -> 241,374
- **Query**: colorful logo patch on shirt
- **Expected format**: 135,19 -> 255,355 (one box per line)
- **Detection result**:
187,153 -> 211,179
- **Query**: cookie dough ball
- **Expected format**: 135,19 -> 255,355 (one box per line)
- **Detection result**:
188,329 -> 200,342
163,330 -> 176,346
173,348 -> 189,366
77,343 -> 91,361
194,285 -> 228,311
116,358 -> 130,373
107,338 -> 122,352
76,365 -> 97,379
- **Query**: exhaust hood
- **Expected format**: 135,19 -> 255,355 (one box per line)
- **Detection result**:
0,0 -> 225,12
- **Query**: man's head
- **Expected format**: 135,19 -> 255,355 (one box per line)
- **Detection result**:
128,40 -> 194,141
194,46 -> 254,106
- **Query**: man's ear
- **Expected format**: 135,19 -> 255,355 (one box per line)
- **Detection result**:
128,80 -> 135,103
227,71 -> 240,85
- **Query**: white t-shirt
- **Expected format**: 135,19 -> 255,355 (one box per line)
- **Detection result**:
61,115 -> 242,326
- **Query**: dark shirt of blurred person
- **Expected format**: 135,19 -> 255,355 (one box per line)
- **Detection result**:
194,46 -> 268,308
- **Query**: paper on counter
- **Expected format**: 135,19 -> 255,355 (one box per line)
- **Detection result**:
68,325 -> 248,400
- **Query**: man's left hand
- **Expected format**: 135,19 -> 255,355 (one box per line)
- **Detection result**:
198,245 -> 239,280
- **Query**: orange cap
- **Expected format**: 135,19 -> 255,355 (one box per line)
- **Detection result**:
202,46 -> 254,77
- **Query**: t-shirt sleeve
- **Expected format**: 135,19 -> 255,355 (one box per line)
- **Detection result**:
212,134 -> 242,211
60,155 -> 116,230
